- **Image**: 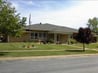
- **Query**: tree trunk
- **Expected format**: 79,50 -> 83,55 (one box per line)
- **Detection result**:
3,34 -> 9,42
83,43 -> 85,51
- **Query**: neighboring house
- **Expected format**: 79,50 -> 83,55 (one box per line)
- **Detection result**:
9,23 -> 78,43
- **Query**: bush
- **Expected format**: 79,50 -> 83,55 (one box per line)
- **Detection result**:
70,38 -> 77,44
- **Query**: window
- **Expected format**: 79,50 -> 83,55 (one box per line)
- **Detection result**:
39,33 -> 42,39
31,32 -> 47,40
43,33 -> 46,37
35,33 -> 38,39
31,32 -> 39,39
31,33 -> 35,39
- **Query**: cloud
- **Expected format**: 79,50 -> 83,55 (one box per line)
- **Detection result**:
9,0 -> 98,29
10,1 -> 19,10
25,1 -> 34,5
29,1 -> 98,29
20,0 -> 35,6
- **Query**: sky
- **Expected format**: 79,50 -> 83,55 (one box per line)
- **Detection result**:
8,0 -> 98,29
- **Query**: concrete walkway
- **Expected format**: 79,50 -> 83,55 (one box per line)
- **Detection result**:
0,54 -> 98,61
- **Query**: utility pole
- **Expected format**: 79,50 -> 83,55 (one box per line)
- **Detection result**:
28,14 -> 32,42
29,13 -> 31,26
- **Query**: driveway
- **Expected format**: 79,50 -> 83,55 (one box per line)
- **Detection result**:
0,55 -> 98,73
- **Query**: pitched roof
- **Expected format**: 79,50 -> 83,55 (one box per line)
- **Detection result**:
25,23 -> 77,34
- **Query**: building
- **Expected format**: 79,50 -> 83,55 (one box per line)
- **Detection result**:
9,23 -> 77,43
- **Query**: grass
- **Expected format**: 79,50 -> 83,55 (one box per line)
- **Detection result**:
0,42 -> 98,57
0,50 -> 98,57
0,42 -> 79,50
73,43 -> 98,49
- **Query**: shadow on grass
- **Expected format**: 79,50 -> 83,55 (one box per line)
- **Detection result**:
0,52 -> 8,56
65,49 -> 84,52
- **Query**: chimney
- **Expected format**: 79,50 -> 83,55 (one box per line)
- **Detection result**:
40,22 -> 42,25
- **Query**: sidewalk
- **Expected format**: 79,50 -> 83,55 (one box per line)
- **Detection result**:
0,54 -> 98,61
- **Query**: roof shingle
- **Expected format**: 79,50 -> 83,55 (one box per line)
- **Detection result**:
25,23 -> 77,34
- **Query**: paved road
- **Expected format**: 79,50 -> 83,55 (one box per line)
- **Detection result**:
0,55 -> 98,73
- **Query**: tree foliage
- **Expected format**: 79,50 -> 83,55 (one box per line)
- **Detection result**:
0,0 -> 26,42
73,28 -> 93,51
87,17 -> 98,34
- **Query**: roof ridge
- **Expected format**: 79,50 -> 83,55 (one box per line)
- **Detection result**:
25,23 -> 77,33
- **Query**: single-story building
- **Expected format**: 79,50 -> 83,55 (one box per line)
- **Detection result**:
5,23 -> 78,43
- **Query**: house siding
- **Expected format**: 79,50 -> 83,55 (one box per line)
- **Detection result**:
9,32 -> 31,42
59,34 -> 68,43
8,31 -> 69,43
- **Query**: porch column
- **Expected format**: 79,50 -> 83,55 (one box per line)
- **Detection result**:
54,33 -> 57,43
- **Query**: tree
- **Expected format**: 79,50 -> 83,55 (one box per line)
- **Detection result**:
0,0 -> 26,42
87,17 -> 98,34
73,28 -> 93,51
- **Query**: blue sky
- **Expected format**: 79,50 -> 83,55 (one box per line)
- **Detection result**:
8,0 -> 98,29
10,0 -> 75,10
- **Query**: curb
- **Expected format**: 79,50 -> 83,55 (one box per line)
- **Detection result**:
0,54 -> 98,61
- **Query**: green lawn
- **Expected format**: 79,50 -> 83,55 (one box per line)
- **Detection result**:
0,42 -> 79,50
0,50 -> 98,57
73,43 -> 98,49
0,42 -> 98,57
